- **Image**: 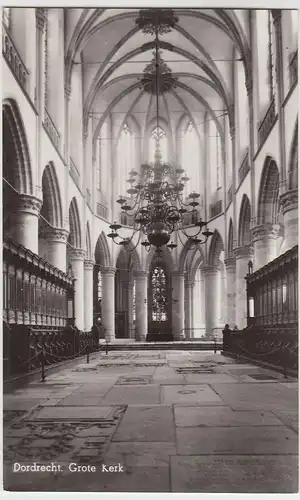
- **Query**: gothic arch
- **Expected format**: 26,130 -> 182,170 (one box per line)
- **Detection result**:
228,218 -> 234,257
115,244 -> 141,272
145,247 -> 174,274
208,230 -> 224,267
94,231 -> 111,267
179,239 -> 205,274
68,197 -> 82,248
257,156 -> 280,225
288,120 -> 298,190
40,162 -> 63,228
3,99 -> 33,194
238,195 -> 251,246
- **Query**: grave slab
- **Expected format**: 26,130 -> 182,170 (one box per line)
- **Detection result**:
171,455 -> 298,493
104,441 -> 176,467
176,425 -> 297,455
26,405 -> 118,421
184,374 -> 238,384
113,406 -> 175,442
212,383 -> 298,410
161,385 -> 224,405
102,385 -> 160,405
174,406 -> 285,427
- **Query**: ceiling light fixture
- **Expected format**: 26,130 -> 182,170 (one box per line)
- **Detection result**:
108,10 -> 214,253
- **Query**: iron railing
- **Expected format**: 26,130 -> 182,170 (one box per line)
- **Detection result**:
2,24 -> 29,92
44,108 -> 61,153
258,98 -> 276,147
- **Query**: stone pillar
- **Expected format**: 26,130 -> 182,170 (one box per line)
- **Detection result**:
39,227 -> 69,272
203,266 -> 219,337
70,249 -> 85,331
185,280 -> 195,339
252,223 -> 281,270
124,282 -> 135,338
279,189 -> 298,252
224,257 -> 236,328
9,194 -> 42,254
84,260 -> 94,332
234,246 -> 253,329
135,271 -> 148,341
101,267 -> 116,341
172,271 -> 185,340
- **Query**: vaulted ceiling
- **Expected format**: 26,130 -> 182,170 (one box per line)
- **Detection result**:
65,8 -> 250,144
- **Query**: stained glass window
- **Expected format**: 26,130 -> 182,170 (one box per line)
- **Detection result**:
181,121 -> 200,198
150,127 -> 167,162
118,123 -> 132,195
151,266 -> 168,321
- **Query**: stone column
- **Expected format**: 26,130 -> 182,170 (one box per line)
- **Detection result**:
185,280 -> 195,339
135,271 -> 148,341
39,227 -> 69,272
84,260 -> 94,332
101,267 -> 116,341
252,223 -> 281,270
70,249 -> 85,331
279,189 -> 298,252
124,282 -> 134,338
234,246 -> 253,329
9,194 -> 42,254
203,266 -> 219,337
172,271 -> 185,340
224,257 -> 236,328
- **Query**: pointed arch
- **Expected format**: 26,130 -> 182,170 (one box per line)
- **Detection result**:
115,243 -> 141,272
94,231 -> 111,267
145,247 -> 174,274
288,119 -> 298,190
3,99 -> 33,194
238,195 -> 251,246
257,156 -> 280,225
208,230 -> 224,267
228,218 -> 234,257
41,162 -> 63,228
68,197 -> 82,248
179,239 -> 205,273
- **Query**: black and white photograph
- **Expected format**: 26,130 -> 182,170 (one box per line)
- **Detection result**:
2,4 -> 299,494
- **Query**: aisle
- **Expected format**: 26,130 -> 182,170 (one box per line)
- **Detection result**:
3,350 -> 298,493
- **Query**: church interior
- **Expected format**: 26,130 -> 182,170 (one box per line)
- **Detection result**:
2,7 -> 298,494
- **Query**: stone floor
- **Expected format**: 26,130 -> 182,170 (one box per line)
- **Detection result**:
3,350 -> 298,493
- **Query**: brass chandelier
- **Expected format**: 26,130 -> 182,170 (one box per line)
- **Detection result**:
108,9 -> 214,253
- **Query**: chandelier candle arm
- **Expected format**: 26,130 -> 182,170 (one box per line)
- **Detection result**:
108,9 -> 214,253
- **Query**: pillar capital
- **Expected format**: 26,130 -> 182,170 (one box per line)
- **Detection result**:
36,7 -> 47,32
40,227 -> 69,243
13,194 -> 42,216
187,280 -> 195,288
224,256 -> 236,269
70,248 -> 85,261
279,189 -> 298,215
101,266 -> 116,276
84,259 -> 95,270
172,271 -> 185,278
202,265 -> 219,276
233,245 -> 253,260
134,270 -> 148,279
252,223 -> 282,243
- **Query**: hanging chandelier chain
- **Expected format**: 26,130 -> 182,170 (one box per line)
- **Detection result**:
108,9 -> 214,253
